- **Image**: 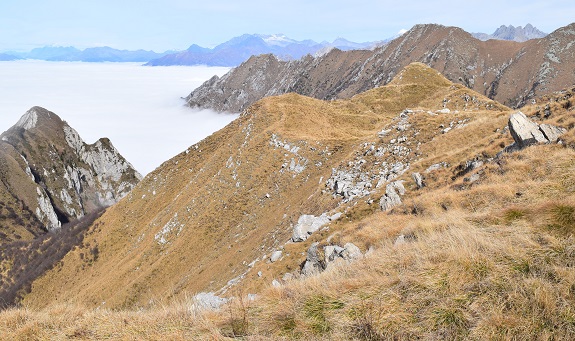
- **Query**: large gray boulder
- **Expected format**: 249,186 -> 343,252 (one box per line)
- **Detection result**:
508,111 -> 566,148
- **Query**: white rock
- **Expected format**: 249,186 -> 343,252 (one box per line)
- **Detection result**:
270,250 -> 283,263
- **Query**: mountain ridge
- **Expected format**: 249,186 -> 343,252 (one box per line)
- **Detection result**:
185,22 -> 575,112
19,63 -> 511,309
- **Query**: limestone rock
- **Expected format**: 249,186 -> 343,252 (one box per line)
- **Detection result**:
301,242 -> 326,276
324,245 -> 345,263
341,243 -> 363,261
508,111 -> 548,147
0,107 -> 141,230
379,181 -> 406,211
292,213 -> 331,242
539,124 -> 567,143
412,172 -> 425,189
270,250 -> 283,263
508,111 -> 566,148
192,292 -> 228,310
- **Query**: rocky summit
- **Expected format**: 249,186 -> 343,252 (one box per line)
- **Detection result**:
186,23 -> 575,112
0,106 -> 141,242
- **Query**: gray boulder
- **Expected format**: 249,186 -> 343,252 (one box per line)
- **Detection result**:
341,243 -> 363,261
508,111 -> 548,147
270,250 -> 283,263
379,181 -> 406,211
540,124 -> 567,143
412,172 -> 425,189
292,213 -> 331,242
508,111 -> 566,148
301,242 -> 326,276
324,245 -> 345,263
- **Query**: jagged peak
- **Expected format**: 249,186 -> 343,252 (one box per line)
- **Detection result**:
13,106 -> 68,134
15,106 -> 52,130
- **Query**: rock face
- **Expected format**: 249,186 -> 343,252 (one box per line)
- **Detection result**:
0,106 -> 141,234
508,111 -> 566,148
186,23 -> 575,112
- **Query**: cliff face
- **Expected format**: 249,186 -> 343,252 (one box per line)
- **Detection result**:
0,106 -> 141,241
186,23 -> 575,112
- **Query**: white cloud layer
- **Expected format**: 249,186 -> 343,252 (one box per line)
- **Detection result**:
0,61 -> 236,175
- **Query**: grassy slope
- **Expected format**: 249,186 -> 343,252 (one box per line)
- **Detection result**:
2,63 -> 574,339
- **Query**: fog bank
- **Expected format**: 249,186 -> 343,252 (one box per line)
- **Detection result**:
0,61 -> 236,175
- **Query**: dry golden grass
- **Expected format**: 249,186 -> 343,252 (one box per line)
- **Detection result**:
4,64 -> 575,339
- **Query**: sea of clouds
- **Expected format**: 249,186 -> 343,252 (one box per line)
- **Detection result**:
0,60 -> 236,175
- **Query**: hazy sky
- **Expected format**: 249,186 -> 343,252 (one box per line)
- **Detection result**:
1,0 -> 574,52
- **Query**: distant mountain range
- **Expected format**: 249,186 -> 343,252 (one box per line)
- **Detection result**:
0,25 -> 547,66
472,24 -> 547,42
186,23 -> 573,112
144,34 -> 384,66
4,46 -> 173,62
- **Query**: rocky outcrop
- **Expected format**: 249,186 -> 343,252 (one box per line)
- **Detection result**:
292,214 -> 332,242
508,111 -> 566,148
301,242 -> 363,277
186,23 -> 575,112
412,172 -> 425,189
380,181 -> 406,211
0,106 -> 141,231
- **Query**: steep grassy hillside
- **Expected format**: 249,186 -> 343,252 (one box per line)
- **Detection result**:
1,65 -> 573,340
21,63 -> 508,310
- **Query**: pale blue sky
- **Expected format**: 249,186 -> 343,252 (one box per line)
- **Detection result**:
1,0 -> 574,52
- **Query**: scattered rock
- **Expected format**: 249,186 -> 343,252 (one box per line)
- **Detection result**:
539,123 -> 566,143
193,292 -> 228,310
412,172 -> 425,189
394,235 -> 406,246
301,242 -> 326,276
330,212 -> 343,221
270,250 -> 283,263
425,162 -> 448,173
341,243 -> 362,261
324,245 -> 345,263
292,213 -> 331,242
379,181 -> 405,211
394,233 -> 416,246
272,279 -> 281,287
